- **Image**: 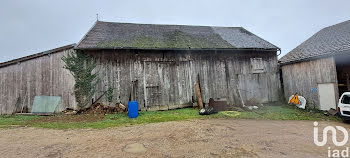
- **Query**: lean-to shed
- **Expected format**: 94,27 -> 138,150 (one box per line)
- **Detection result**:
280,20 -> 350,110
0,44 -> 76,114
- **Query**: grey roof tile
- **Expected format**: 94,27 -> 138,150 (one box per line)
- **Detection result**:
280,20 -> 350,64
76,21 -> 278,50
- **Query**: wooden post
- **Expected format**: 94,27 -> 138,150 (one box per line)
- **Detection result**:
21,93 -> 27,113
92,91 -> 107,105
12,97 -> 20,115
237,89 -> 245,107
195,83 -> 203,109
196,74 -> 204,109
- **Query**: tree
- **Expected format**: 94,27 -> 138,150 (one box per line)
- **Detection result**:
62,52 -> 99,109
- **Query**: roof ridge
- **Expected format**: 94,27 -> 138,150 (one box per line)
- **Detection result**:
97,20 -> 242,29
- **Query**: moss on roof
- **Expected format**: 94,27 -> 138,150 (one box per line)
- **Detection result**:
97,30 -> 233,49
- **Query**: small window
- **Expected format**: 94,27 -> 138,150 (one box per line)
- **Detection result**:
251,58 -> 265,73
342,95 -> 350,104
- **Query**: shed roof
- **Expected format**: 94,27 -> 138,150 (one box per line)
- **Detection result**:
279,20 -> 350,65
76,21 -> 279,50
0,44 -> 76,68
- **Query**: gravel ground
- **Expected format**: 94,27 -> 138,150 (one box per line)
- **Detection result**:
0,119 -> 349,158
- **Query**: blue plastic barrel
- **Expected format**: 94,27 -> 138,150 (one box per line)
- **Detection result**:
128,101 -> 139,118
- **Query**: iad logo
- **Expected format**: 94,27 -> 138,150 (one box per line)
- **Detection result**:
313,121 -> 349,157
314,121 -> 348,146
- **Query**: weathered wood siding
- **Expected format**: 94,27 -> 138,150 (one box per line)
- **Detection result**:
281,57 -> 338,109
0,49 -> 76,114
85,49 -> 281,110
0,48 -> 281,114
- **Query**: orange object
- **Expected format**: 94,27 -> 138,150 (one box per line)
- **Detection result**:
195,83 -> 203,109
290,93 -> 300,105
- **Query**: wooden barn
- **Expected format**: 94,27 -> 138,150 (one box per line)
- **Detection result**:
0,21 -> 281,114
279,20 -> 350,110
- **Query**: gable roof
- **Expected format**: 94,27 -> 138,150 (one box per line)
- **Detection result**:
76,21 -> 278,50
280,20 -> 350,65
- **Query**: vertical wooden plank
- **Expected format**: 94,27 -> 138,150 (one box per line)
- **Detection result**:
282,57 -> 336,109
0,49 -> 282,113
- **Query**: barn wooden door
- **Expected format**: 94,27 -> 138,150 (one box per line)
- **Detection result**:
144,62 -> 161,110
144,61 -> 174,110
143,61 -> 192,110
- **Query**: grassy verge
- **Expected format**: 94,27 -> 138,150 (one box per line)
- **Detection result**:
0,105 -> 339,129
0,115 -> 41,128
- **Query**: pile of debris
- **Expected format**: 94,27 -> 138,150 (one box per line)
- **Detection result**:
62,108 -> 77,115
83,103 -> 127,114
64,103 -> 127,115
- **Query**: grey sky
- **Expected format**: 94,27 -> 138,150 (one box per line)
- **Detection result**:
1,0 -> 350,62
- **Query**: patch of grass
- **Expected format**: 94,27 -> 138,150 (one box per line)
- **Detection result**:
32,109 -> 202,129
0,105 -> 339,129
224,105 -> 340,121
0,115 -> 41,128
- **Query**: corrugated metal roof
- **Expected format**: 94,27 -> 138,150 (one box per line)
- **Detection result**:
0,44 -> 76,68
280,20 -> 350,65
76,21 -> 278,50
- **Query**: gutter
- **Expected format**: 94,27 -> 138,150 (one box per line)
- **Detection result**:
277,48 -> 282,56
75,47 -> 279,52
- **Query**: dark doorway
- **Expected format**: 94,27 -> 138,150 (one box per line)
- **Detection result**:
335,54 -> 350,96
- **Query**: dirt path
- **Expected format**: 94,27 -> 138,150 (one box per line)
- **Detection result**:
0,119 -> 349,158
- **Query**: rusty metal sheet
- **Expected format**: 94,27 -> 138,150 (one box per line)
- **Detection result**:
209,98 -> 232,111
